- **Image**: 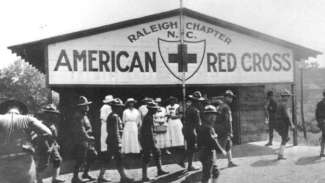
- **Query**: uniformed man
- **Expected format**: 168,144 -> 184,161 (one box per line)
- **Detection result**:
198,105 -> 226,183
140,102 -> 168,181
102,98 -> 134,183
265,91 -> 277,146
181,91 -> 205,171
274,89 -> 295,160
71,96 -> 97,183
214,90 -> 237,167
35,104 -> 65,183
316,89 -> 325,157
0,100 -> 52,183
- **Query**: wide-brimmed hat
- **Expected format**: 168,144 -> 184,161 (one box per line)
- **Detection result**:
147,102 -> 160,109
224,90 -> 236,98
125,98 -> 137,105
110,98 -> 125,107
103,95 -> 114,104
188,91 -> 205,101
210,96 -> 224,105
41,104 -> 60,114
155,98 -> 162,103
203,105 -> 218,114
142,97 -> 153,103
167,96 -> 178,102
77,96 -> 92,106
280,89 -> 292,97
0,99 -> 28,115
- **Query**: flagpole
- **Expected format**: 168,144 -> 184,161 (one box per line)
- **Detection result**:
179,0 -> 186,113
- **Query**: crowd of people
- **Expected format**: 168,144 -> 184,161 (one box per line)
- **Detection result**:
2,88 -> 325,183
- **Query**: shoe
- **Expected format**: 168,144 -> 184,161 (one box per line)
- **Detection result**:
142,177 -> 150,182
82,173 -> 96,180
97,177 -> 111,182
157,169 -> 169,176
71,176 -> 83,183
265,142 -> 272,146
228,162 -> 238,168
52,178 -> 65,183
187,166 -> 199,171
120,177 -> 134,183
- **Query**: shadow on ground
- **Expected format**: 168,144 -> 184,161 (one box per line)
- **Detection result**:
295,156 -> 324,166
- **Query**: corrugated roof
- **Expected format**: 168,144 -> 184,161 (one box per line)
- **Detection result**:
8,8 -> 322,73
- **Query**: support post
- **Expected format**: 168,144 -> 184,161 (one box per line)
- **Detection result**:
291,84 -> 298,146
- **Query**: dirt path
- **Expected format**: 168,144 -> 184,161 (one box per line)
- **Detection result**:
43,141 -> 325,183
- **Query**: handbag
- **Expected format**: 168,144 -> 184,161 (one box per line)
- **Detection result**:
153,124 -> 167,134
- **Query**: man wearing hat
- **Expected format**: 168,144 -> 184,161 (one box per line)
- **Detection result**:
274,89 -> 295,160
316,89 -> 325,157
181,91 -> 205,171
98,98 -> 134,183
140,102 -> 169,181
35,104 -> 65,183
71,96 -> 97,183
198,105 -> 226,183
0,100 -> 52,183
139,97 -> 153,121
214,90 -> 237,167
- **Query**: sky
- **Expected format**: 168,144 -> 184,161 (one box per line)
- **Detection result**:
0,0 -> 325,68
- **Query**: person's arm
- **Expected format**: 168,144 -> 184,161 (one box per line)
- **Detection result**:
264,99 -> 270,123
208,128 -> 226,155
284,106 -> 294,128
26,115 -> 52,136
224,107 -> 233,138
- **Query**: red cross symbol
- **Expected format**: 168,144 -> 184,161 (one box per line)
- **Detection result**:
168,44 -> 197,72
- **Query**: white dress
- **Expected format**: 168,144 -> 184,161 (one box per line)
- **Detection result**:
100,104 -> 111,152
154,107 -> 171,149
166,104 -> 184,147
121,108 -> 141,154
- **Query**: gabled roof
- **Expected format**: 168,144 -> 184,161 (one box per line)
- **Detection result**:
8,8 -> 322,73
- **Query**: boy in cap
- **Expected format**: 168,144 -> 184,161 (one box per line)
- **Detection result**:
35,104 -> 65,183
181,91 -> 205,171
198,105 -> 226,183
140,102 -> 169,181
316,89 -> 325,157
214,90 -> 237,167
71,96 -> 97,183
274,89 -> 295,160
99,98 -> 134,183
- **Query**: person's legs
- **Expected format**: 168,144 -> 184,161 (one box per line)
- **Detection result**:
186,135 -> 198,171
225,139 -> 237,167
114,150 -> 133,182
142,148 -> 151,181
153,147 -> 168,176
82,147 -> 97,180
266,123 -> 274,146
320,127 -> 325,157
200,159 -> 213,183
278,127 -> 289,160
98,151 -> 111,182
51,146 -> 64,183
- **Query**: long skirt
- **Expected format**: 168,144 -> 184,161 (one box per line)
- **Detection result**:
100,122 -> 108,152
156,126 -> 171,149
168,118 -> 184,147
121,122 -> 141,154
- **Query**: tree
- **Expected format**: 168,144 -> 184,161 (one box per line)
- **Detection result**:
0,60 -> 50,113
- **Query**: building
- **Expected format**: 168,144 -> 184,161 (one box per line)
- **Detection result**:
8,8 -> 321,149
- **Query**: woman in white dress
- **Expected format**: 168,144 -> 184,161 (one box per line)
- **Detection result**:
153,98 -> 171,152
166,96 -> 184,147
121,98 -> 141,154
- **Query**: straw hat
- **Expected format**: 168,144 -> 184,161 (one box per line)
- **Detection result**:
110,98 -> 125,107
203,105 -> 218,114
280,89 -> 292,97
41,104 -> 60,114
224,90 -> 236,97
125,98 -> 137,105
103,95 -> 114,104
147,102 -> 160,109
188,91 -> 205,101
0,99 -> 28,115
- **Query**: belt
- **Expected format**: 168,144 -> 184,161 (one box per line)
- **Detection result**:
0,152 -> 28,160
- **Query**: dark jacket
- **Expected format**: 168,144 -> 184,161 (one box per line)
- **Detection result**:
316,98 -> 325,123
140,112 -> 156,149
266,98 -> 277,121
106,113 -> 123,150
198,124 -> 222,152
183,105 -> 201,136
214,101 -> 233,138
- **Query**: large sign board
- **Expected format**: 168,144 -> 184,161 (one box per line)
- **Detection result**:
47,16 -> 294,85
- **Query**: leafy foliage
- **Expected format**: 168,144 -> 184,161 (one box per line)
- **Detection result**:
0,60 -> 50,113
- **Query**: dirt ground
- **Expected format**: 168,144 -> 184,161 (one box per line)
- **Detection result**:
40,140 -> 325,183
